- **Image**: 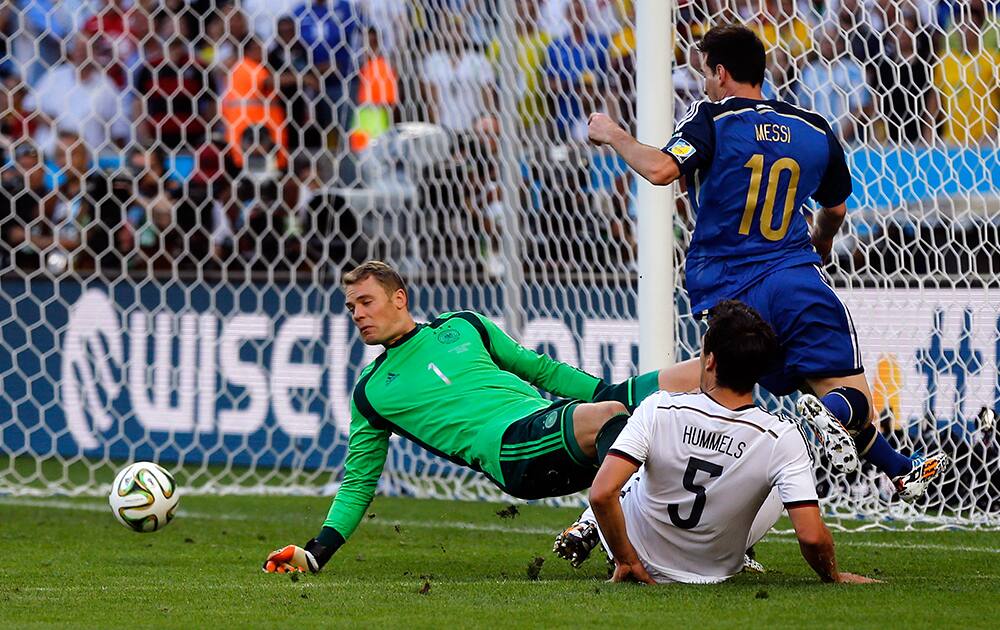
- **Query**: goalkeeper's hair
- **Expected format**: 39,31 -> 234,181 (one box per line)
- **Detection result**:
697,25 -> 766,87
343,260 -> 408,297
703,300 -> 779,394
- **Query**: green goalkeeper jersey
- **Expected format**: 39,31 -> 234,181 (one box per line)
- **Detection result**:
323,311 -> 605,541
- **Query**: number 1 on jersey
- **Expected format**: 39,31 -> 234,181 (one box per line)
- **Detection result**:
428,362 -> 452,385
740,154 -> 801,241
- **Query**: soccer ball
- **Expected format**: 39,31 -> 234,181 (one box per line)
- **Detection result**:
108,462 -> 180,533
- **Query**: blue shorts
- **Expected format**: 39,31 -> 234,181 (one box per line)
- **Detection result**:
732,264 -> 864,396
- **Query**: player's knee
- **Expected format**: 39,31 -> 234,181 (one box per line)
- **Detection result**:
600,401 -> 628,420
822,387 -> 870,434
579,402 -> 626,435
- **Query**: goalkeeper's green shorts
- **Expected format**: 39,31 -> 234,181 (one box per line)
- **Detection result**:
497,399 -> 596,500
496,372 -> 658,500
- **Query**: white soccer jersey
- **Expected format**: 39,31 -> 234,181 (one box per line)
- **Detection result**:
605,390 -> 818,584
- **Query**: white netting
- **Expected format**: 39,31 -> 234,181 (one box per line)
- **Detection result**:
0,0 -> 997,528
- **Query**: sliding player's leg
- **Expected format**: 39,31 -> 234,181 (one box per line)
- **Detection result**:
554,471 -> 641,567
742,487 -> 784,573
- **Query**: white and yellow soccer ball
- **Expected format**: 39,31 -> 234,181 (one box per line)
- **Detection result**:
108,462 -> 180,533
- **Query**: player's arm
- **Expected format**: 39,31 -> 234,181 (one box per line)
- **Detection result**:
264,402 -> 390,573
810,203 -> 847,261
467,312 -> 603,401
588,113 -> 680,186
772,430 -> 878,584
589,396 -> 659,584
786,505 -> 875,583
589,454 -> 655,584
785,503 -> 838,581
589,101 -> 713,189
810,119 -> 853,261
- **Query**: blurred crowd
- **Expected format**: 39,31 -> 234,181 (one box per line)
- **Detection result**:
0,0 -> 997,279
673,0 -> 1000,146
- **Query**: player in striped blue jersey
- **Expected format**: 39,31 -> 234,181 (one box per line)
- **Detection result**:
584,25 -> 949,504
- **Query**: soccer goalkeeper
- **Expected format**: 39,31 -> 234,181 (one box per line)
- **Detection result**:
263,261 -> 663,573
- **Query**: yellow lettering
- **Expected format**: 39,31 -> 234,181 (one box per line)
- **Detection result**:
740,154 -> 764,235
741,154 -> 801,241
755,123 -> 792,143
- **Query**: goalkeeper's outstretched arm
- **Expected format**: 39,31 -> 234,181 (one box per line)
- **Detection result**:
467,311 -> 658,412
264,403 -> 390,573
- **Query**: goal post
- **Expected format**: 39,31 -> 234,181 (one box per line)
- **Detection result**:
636,0 -> 677,372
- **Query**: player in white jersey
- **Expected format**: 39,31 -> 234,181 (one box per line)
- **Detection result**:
559,300 -> 876,584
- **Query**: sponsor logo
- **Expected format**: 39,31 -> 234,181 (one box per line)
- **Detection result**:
385,372 -> 399,385
62,290 -> 124,450
48,288 -> 999,449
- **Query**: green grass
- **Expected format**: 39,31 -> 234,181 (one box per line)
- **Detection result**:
0,495 -> 997,629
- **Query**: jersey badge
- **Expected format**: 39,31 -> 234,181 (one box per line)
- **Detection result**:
437,329 -> 461,344
665,137 -> 696,163
542,411 -> 558,429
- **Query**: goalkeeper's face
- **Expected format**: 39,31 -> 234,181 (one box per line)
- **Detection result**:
345,276 -> 411,345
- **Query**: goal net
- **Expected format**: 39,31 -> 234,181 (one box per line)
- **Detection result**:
0,0 -> 997,528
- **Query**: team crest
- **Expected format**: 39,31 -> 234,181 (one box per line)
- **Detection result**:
542,411 -> 558,429
665,137 -> 696,163
437,329 -> 460,344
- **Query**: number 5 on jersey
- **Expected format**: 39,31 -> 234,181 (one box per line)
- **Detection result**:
668,457 -> 724,529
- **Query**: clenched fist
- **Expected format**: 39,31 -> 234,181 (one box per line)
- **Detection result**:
587,113 -> 625,146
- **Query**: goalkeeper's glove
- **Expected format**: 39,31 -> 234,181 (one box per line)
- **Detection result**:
262,530 -> 341,573
263,545 -> 319,573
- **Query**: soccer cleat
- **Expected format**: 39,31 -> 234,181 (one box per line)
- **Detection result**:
742,554 -> 765,574
742,545 -> 765,573
979,407 -> 997,432
797,394 -> 859,474
893,452 -> 951,503
553,519 -> 600,568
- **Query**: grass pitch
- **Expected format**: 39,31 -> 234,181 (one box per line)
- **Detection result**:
1,495 -> 997,629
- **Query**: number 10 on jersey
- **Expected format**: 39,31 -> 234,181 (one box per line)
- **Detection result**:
739,154 -> 801,242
